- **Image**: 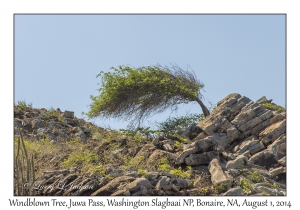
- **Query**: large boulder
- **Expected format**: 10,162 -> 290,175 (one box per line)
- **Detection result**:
185,151 -> 219,166
208,159 -> 232,188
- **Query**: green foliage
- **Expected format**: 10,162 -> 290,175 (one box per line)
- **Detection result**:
157,113 -> 204,136
157,157 -> 171,172
49,109 -> 63,122
167,133 -> 189,143
60,150 -> 98,172
15,128 -> 36,195
213,183 -> 228,194
240,169 -> 263,183
170,166 -> 192,179
122,155 -> 145,170
119,126 -> 158,143
15,100 -> 32,110
262,102 -> 285,113
239,178 -> 253,195
86,64 -> 209,126
137,169 -> 148,176
197,187 -> 211,196
90,163 -> 106,176
173,141 -> 183,151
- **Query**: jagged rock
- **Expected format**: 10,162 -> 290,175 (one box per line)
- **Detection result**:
270,167 -> 284,176
76,130 -> 86,140
180,123 -> 198,138
31,119 -> 43,129
159,171 -> 176,178
249,141 -> 265,155
214,93 -> 251,121
226,155 -> 248,170
145,172 -> 159,180
248,150 -> 277,169
222,187 -> 244,196
156,176 -> 171,190
236,139 -> 257,154
221,151 -> 236,160
108,169 -> 124,178
135,143 -> 157,159
152,138 -> 160,146
256,96 -> 272,104
185,151 -> 219,166
124,178 -> 153,195
175,147 -> 199,165
170,178 -> 191,189
260,119 -> 286,145
267,134 -> 286,160
63,110 -> 74,119
208,159 -> 232,187
278,156 -> 286,166
198,116 -> 231,136
253,185 -> 284,196
162,143 -> 173,152
146,150 -> 177,169
91,176 -> 135,196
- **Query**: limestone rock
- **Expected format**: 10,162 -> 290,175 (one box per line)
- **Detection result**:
91,176 -> 135,196
156,176 -> 171,190
256,96 -> 272,104
226,155 -> 248,170
260,119 -> 286,145
209,159 -> 232,187
63,110 -> 74,119
170,178 -> 191,190
278,156 -> 286,166
125,178 -> 153,192
175,147 -> 199,165
185,151 -> 219,166
222,187 -> 244,196
248,150 -> 277,169
267,134 -> 286,160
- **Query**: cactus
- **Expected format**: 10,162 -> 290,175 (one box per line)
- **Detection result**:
15,128 -> 36,195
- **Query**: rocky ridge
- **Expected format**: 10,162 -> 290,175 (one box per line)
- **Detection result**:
14,93 -> 286,196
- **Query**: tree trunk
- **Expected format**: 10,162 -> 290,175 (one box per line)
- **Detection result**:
195,97 -> 210,117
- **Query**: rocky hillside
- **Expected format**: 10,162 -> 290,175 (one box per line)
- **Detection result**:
14,93 -> 286,196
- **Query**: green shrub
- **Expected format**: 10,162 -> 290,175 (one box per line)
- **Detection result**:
239,178 -> 253,195
157,157 -> 171,172
15,100 -> 32,110
60,150 -> 98,172
214,183 -> 228,194
157,113 -> 204,136
262,102 -> 285,113
170,166 -> 192,179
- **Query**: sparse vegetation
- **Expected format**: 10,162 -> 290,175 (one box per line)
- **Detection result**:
213,183 -> 228,194
197,187 -> 211,196
240,169 -> 263,183
262,102 -> 285,113
14,128 -> 35,195
239,178 -> 253,195
157,113 -> 204,136
170,166 -> 192,179
15,100 -> 32,110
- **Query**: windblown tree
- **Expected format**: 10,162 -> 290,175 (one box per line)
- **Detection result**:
86,64 -> 210,126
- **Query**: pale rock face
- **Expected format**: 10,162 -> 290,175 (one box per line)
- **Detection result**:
222,187 -> 244,196
185,151 -> 219,166
209,159 -> 232,188
260,119 -> 286,145
226,155 -> 248,170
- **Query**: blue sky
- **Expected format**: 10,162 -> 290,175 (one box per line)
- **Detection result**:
14,14 -> 286,130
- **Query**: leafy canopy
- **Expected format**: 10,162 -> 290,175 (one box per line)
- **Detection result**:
86,64 -> 208,126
